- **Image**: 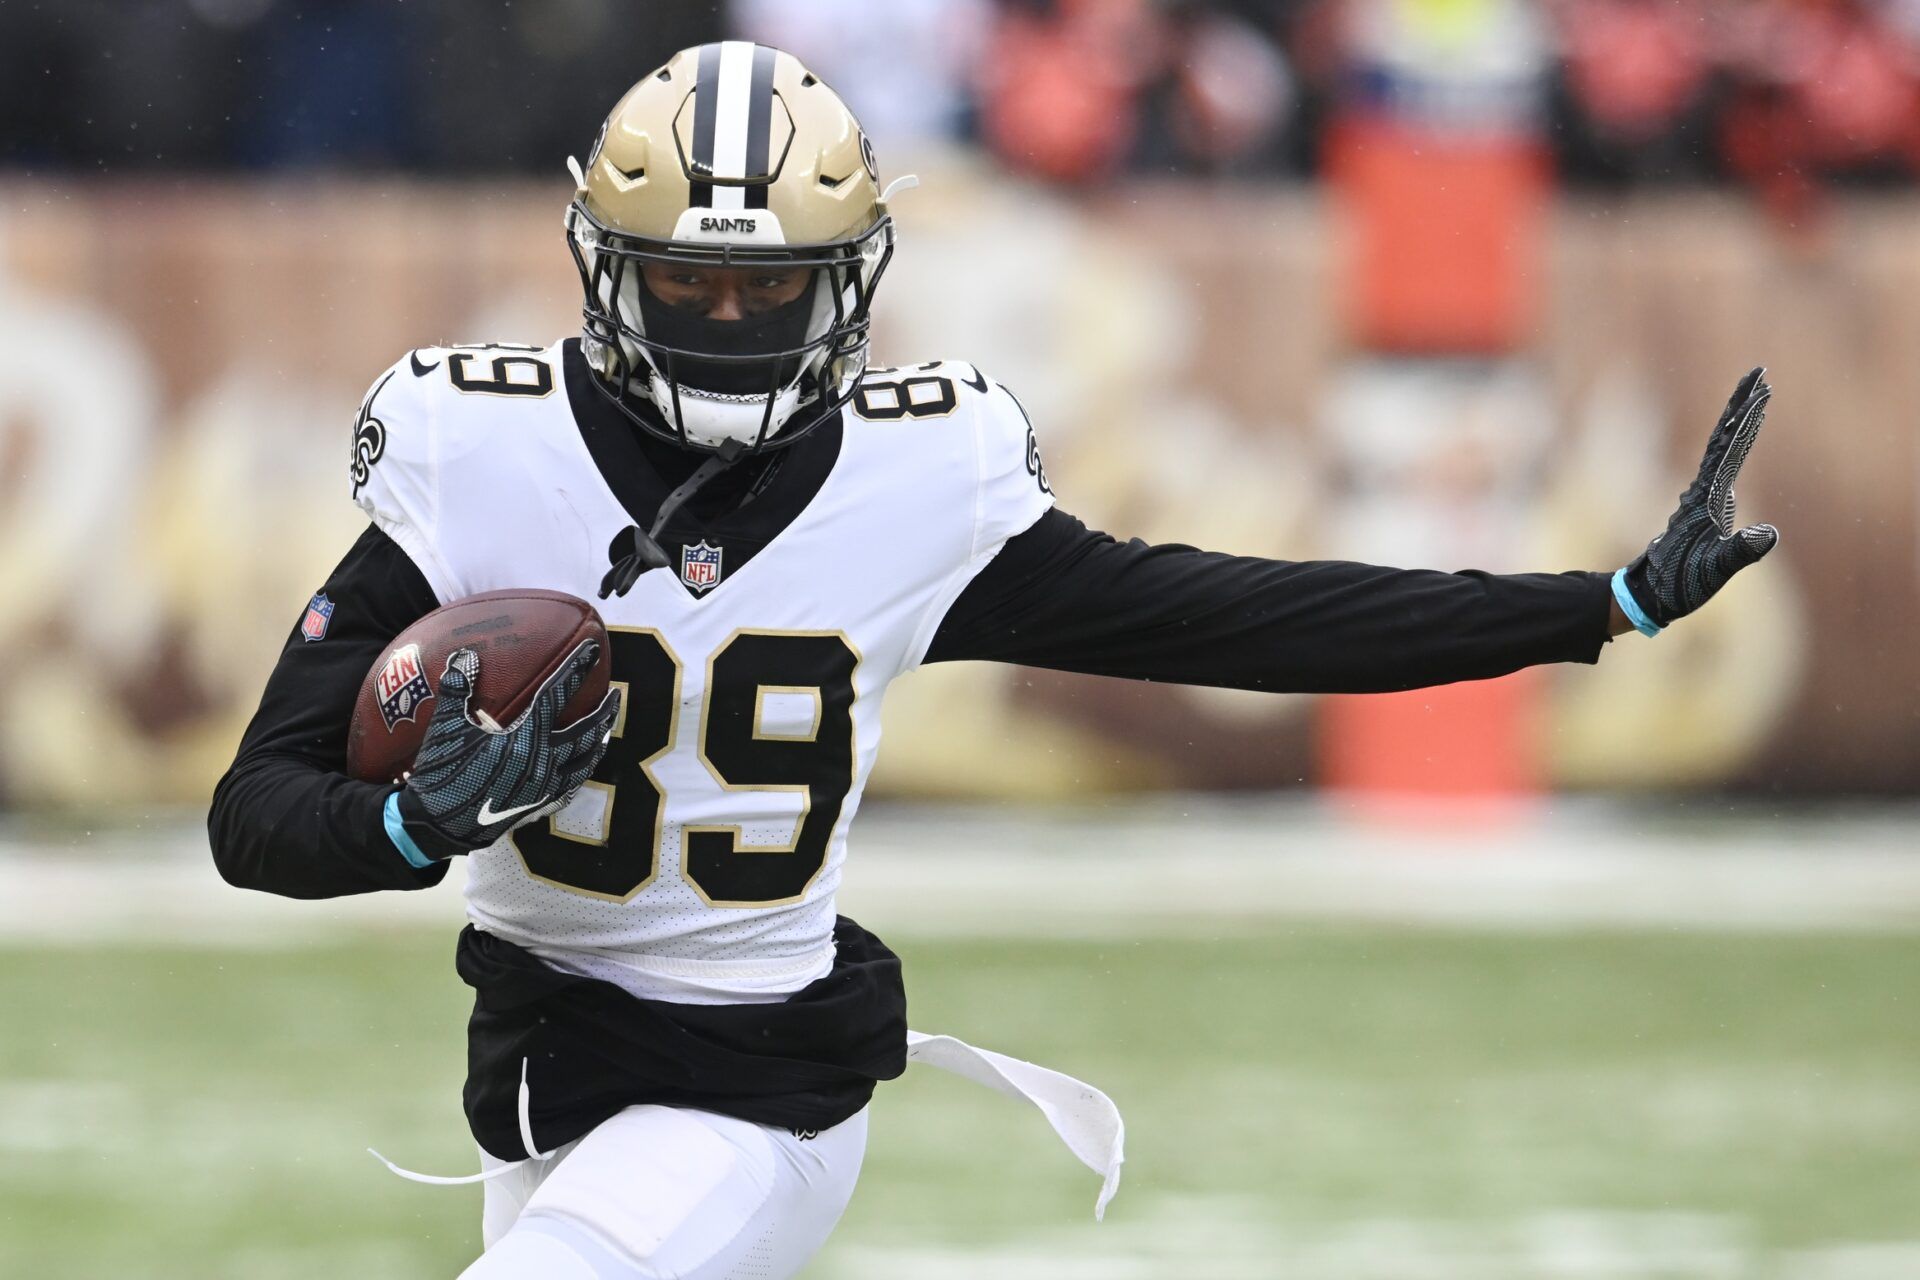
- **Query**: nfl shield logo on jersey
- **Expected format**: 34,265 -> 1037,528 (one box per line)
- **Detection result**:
300,592 -> 335,642
374,642 -> 433,729
681,541 -> 724,593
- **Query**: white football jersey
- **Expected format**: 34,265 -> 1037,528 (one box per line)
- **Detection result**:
353,340 -> 1052,1003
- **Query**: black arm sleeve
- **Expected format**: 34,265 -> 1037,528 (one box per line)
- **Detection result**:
208,524 -> 449,898
924,508 -> 1613,691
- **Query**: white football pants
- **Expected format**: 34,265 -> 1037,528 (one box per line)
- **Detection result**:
459,1105 -> 868,1280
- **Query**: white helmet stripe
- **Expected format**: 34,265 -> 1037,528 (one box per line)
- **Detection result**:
707,41 -> 757,210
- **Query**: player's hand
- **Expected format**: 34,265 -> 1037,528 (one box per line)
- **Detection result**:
1615,367 -> 1779,634
394,642 -> 621,860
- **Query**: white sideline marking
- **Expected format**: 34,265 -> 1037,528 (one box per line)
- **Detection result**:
3,800 -> 1920,944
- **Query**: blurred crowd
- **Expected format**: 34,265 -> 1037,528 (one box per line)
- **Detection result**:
4,0 -> 1920,205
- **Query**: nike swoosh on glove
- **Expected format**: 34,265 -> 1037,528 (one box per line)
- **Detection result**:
395,641 -> 622,860
1618,366 -> 1780,632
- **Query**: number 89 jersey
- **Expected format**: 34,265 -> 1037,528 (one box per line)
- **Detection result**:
353,340 -> 1051,1004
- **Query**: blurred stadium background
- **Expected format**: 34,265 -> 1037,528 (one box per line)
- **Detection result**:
3,0 -> 1919,1276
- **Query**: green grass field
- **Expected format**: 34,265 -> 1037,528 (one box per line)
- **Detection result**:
4,926 -> 1919,1278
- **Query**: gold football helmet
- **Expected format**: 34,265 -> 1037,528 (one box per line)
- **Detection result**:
566,42 -> 909,452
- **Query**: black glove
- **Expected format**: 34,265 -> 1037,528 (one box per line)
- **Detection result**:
1618,367 -> 1780,633
395,641 -> 622,860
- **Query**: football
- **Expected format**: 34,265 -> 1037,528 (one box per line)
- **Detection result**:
346,589 -> 612,785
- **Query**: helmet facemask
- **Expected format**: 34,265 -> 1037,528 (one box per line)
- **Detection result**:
567,201 -> 894,453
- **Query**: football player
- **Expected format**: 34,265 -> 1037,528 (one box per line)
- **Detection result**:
209,42 -> 1779,1280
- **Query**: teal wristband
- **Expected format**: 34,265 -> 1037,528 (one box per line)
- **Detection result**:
383,791 -> 436,869
1611,567 -> 1662,637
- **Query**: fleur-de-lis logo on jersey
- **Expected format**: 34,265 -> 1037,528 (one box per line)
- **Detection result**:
1024,425 -> 1051,495
350,413 -> 386,496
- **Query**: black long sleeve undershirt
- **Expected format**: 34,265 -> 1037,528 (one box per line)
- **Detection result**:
925,508 -> 1613,688
208,524 -> 446,898
210,509 -> 1611,900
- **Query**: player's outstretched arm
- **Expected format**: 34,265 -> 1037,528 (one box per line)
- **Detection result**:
208,525 -> 447,899
1611,368 -> 1778,636
928,370 -> 1777,693
929,514 -> 1615,691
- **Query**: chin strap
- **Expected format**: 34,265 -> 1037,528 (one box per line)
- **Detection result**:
598,438 -> 746,599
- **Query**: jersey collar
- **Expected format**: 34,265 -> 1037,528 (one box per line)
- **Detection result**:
561,339 -> 844,598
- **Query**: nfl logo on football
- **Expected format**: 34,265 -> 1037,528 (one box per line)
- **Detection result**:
681,541 -> 723,593
375,642 -> 434,729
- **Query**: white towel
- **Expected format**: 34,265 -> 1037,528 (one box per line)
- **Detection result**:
906,1029 -> 1125,1220
371,1034 -> 1128,1220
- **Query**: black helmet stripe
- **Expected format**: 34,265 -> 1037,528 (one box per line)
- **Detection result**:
688,42 -> 722,207
687,42 -> 778,213
744,44 -> 777,209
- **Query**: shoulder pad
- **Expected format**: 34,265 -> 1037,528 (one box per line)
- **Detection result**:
844,359 -> 1050,550
349,352 -> 427,511
351,341 -> 564,492
964,369 -> 1055,552
347,350 -> 452,598
350,342 -> 567,601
